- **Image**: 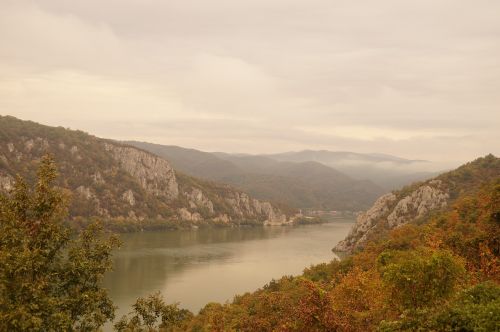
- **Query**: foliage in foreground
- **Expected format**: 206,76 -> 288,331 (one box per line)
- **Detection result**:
0,155 -> 119,331
1,156 -> 498,331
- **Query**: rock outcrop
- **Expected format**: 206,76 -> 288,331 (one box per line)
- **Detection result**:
122,189 -> 136,206
0,174 -> 14,191
76,186 -> 94,200
224,191 -> 290,225
334,180 -> 450,252
104,143 -> 179,200
175,188 -> 293,225
386,180 -> 448,227
186,188 -> 214,214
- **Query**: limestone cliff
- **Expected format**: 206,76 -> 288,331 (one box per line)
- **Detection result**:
104,143 -> 179,200
334,154 -> 500,252
334,180 -> 449,252
223,191 -> 289,225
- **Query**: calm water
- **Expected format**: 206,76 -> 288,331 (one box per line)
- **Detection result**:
103,220 -> 354,323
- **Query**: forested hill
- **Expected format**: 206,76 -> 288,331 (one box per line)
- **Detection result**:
335,154 -> 500,252
0,116 -> 296,228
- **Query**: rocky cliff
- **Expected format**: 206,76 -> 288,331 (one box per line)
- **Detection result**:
103,143 -> 179,200
334,155 -> 500,252
0,116 -> 295,226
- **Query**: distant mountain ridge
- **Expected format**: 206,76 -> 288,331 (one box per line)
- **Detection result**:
265,150 -> 427,164
0,116 -> 294,226
128,141 -> 385,211
263,150 -> 439,190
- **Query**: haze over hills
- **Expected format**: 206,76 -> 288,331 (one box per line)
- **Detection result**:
128,141 -> 386,211
264,150 -> 441,190
0,116 -> 294,227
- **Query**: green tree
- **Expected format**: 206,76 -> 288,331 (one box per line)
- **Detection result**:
378,249 -> 465,310
114,292 -> 193,332
379,282 -> 500,331
0,155 -> 119,331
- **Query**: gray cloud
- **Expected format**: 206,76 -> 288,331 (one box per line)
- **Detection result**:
0,0 -> 499,168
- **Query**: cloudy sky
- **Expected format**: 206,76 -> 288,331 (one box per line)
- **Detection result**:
0,0 -> 499,167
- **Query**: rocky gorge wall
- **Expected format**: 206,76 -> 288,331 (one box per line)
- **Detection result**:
334,179 -> 450,252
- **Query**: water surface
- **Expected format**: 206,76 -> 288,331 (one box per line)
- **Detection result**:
104,220 -> 354,321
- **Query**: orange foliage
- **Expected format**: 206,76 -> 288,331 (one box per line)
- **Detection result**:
329,268 -> 388,332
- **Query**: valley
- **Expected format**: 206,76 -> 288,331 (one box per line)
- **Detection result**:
1,116 -> 498,331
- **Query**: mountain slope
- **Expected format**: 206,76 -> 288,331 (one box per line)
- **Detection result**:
127,142 -> 385,211
334,154 -> 500,252
0,116 -> 294,226
265,150 -> 439,190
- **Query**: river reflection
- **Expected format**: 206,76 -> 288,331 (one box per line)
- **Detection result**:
103,220 -> 354,322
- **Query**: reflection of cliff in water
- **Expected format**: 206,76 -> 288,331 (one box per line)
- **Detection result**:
103,222 -> 354,324
116,226 -> 297,251
103,227 -> 297,310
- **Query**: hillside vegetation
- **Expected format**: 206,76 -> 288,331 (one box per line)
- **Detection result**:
0,116 -> 295,230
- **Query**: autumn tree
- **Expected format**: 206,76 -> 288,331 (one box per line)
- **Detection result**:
0,155 -> 119,331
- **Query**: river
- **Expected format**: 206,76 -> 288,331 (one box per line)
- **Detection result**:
103,219 -> 354,325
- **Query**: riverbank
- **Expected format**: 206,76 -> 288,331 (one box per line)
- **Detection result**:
68,214 -> 342,233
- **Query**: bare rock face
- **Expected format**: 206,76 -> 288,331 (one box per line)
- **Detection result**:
186,188 -> 214,214
334,180 -> 449,252
91,172 -> 105,185
24,139 -> 35,152
177,188 -> 291,225
387,180 -> 449,228
178,208 -> 202,222
104,143 -> 179,200
213,214 -> 230,224
122,189 -> 136,206
76,186 -> 94,200
334,193 -> 397,252
0,174 -> 14,191
225,192 -> 290,225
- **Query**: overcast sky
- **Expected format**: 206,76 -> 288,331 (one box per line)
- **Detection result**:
0,0 -> 499,167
